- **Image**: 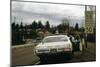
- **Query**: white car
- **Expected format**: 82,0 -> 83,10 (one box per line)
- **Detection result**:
34,35 -> 73,60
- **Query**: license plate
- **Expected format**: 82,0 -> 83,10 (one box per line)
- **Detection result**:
50,49 -> 57,53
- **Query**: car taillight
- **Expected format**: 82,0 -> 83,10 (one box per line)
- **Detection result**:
64,48 -> 70,51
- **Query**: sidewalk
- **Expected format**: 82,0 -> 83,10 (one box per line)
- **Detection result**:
81,42 -> 96,61
84,42 -> 96,55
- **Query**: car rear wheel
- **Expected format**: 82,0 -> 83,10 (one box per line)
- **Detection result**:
68,52 -> 74,59
62,52 -> 73,60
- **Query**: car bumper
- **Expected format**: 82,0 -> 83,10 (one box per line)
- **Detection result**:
36,51 -> 72,58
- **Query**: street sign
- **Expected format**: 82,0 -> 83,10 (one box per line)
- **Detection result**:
85,11 -> 93,33
85,11 -> 93,23
85,23 -> 93,33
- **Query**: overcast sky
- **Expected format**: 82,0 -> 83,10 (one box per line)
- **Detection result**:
11,1 -> 85,27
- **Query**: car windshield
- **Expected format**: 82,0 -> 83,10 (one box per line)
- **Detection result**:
43,36 -> 68,43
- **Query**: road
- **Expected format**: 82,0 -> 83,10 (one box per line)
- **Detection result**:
37,42 -> 96,65
37,51 -> 95,65
12,41 -> 96,66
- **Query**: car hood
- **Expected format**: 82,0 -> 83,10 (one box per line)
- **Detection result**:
36,41 -> 71,49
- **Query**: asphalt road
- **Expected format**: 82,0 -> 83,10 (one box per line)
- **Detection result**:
12,41 -> 96,66
37,51 -> 95,65
37,42 -> 96,65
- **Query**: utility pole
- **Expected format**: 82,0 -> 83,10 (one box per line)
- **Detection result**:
85,5 -> 94,48
85,5 -> 88,48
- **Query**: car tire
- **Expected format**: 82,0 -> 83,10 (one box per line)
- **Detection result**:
69,52 -> 74,59
64,52 -> 73,60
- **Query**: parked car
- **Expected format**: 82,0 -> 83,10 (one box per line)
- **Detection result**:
34,35 -> 73,60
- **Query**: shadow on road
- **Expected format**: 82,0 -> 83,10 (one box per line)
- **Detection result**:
39,57 -> 72,65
